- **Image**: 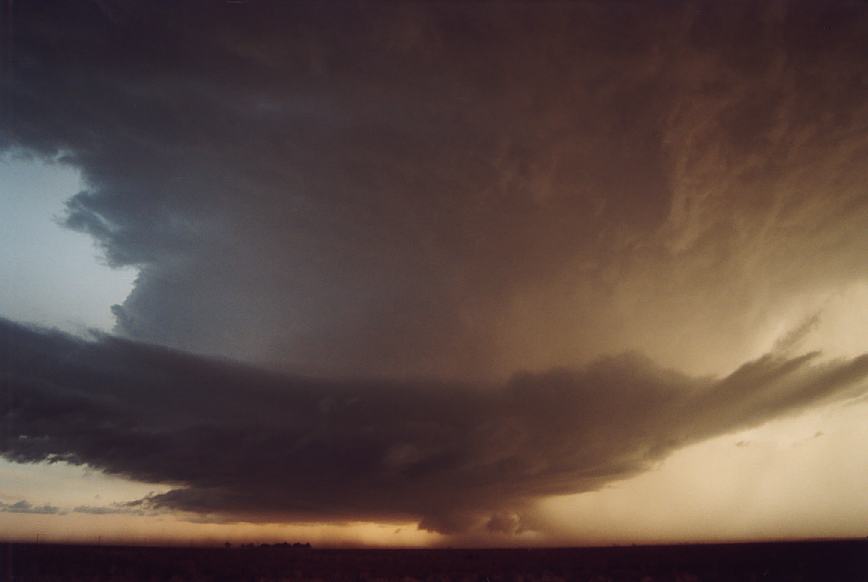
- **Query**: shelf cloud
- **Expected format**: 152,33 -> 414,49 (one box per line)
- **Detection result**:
3,319 -> 866,533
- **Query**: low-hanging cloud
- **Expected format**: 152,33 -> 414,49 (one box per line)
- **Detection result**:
2,319 -> 866,534
0,499 -> 62,515
73,503 -> 148,516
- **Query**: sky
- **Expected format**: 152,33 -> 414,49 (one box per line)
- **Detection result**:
0,0 -> 867,547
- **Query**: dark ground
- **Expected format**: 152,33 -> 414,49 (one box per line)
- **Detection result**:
1,540 -> 866,581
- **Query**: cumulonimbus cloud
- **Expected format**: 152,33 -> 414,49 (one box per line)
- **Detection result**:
2,319 -> 866,533
3,1 -> 868,381
3,0 -> 868,539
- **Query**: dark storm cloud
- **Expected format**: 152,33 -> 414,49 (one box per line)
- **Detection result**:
4,1 -> 868,378
2,319 -> 867,533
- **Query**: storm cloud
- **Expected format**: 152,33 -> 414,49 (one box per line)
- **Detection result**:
3,0 -> 868,539
3,1 -> 868,379
2,319 -> 867,533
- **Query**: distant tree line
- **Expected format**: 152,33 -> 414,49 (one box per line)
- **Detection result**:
225,541 -> 312,549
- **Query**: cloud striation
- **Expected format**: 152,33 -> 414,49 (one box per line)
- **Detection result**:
2,1 -> 868,379
2,319 -> 866,533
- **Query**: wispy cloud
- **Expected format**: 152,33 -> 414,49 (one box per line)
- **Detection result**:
0,500 -> 62,515
72,503 -> 150,516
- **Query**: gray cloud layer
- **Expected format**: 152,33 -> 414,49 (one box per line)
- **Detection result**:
0,499 -> 62,515
3,1 -> 868,378
73,504 -> 147,516
2,319 -> 866,533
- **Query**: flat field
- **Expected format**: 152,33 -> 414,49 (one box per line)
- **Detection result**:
2,540 -> 866,581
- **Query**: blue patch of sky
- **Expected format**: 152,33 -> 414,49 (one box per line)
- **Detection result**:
0,153 -> 136,333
